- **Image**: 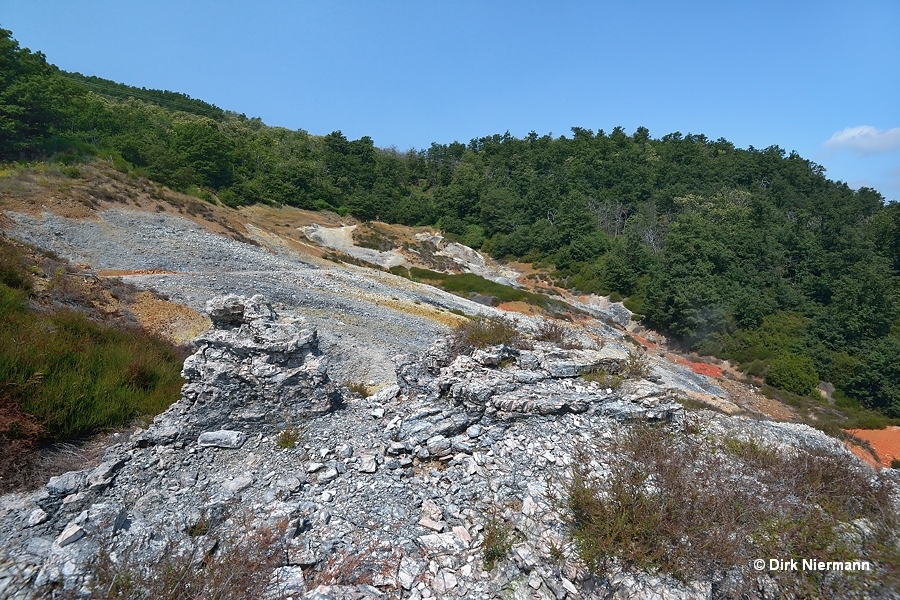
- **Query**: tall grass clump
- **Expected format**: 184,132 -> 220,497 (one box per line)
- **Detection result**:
449,315 -> 524,356
563,422 -> 900,597
0,284 -> 185,442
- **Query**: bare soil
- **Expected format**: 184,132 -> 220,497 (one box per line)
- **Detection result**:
846,426 -> 900,467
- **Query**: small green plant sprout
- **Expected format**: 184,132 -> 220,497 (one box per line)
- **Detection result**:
186,518 -> 210,537
346,381 -> 371,398
581,368 -> 623,390
481,513 -> 515,570
547,538 -> 566,566
275,424 -> 301,449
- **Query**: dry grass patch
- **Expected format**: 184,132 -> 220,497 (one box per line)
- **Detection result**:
85,515 -> 291,600
562,421 -> 900,597
449,315 -> 526,357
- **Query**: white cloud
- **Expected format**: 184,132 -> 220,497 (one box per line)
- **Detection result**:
824,126 -> 900,155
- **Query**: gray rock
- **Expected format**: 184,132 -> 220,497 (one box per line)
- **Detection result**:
426,435 -> 452,457
370,385 -> 400,404
317,468 -> 339,484
198,430 -> 246,449
84,503 -> 127,535
223,474 -> 254,493
25,509 -> 49,528
46,471 -> 87,496
87,459 -> 125,487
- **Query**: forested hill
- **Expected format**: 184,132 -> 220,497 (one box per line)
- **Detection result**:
2,27 -> 899,417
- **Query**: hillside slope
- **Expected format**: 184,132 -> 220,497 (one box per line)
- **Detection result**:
2,164 -> 900,599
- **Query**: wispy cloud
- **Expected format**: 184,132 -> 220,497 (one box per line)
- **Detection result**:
824,126 -> 900,155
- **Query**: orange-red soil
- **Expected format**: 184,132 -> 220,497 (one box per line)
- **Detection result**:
665,353 -> 724,378
845,426 -> 900,468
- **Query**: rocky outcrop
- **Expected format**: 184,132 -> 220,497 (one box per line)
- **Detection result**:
136,294 -> 339,448
394,339 -> 684,425
0,295 -> 895,600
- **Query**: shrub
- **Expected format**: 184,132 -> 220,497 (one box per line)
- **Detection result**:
764,353 -> 818,395
0,240 -> 34,292
449,315 -> 523,356
844,337 -> 900,417
580,368 -> 623,390
87,514 -> 290,599
561,424 -> 900,596
535,320 -> 576,348
622,349 -> 651,379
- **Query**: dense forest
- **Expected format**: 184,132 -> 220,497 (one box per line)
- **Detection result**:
2,28 -> 899,417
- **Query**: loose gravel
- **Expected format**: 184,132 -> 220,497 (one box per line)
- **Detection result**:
6,209 -> 498,384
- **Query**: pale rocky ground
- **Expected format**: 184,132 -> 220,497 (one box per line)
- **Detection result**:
3,294 -> 888,600
2,188 -> 898,599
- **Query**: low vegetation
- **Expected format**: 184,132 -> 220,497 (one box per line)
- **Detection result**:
345,381 -> 372,398
580,368 -> 623,390
0,237 -> 186,492
562,421 -> 900,597
621,348 -> 652,379
275,424 -> 301,449
449,315 -> 525,357
535,319 -> 579,349
481,513 -> 515,571
389,266 -> 569,314
85,514 -> 290,600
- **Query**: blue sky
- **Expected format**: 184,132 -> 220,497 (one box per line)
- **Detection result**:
3,1 -> 899,200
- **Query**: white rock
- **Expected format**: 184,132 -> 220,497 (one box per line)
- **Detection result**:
451,525 -> 471,545
432,570 -> 458,593
359,455 -> 377,473
419,517 -> 446,532
417,532 -> 468,553
562,577 -> 579,594
26,508 -> 49,527
56,523 -> 85,547
197,430 -> 246,449
223,474 -> 254,493
522,496 -> 538,517
421,498 -> 442,521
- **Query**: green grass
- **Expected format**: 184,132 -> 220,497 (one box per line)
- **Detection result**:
275,424 -> 301,449
396,266 -> 571,313
481,513 -> 514,570
346,381 -> 372,398
0,283 -> 185,441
